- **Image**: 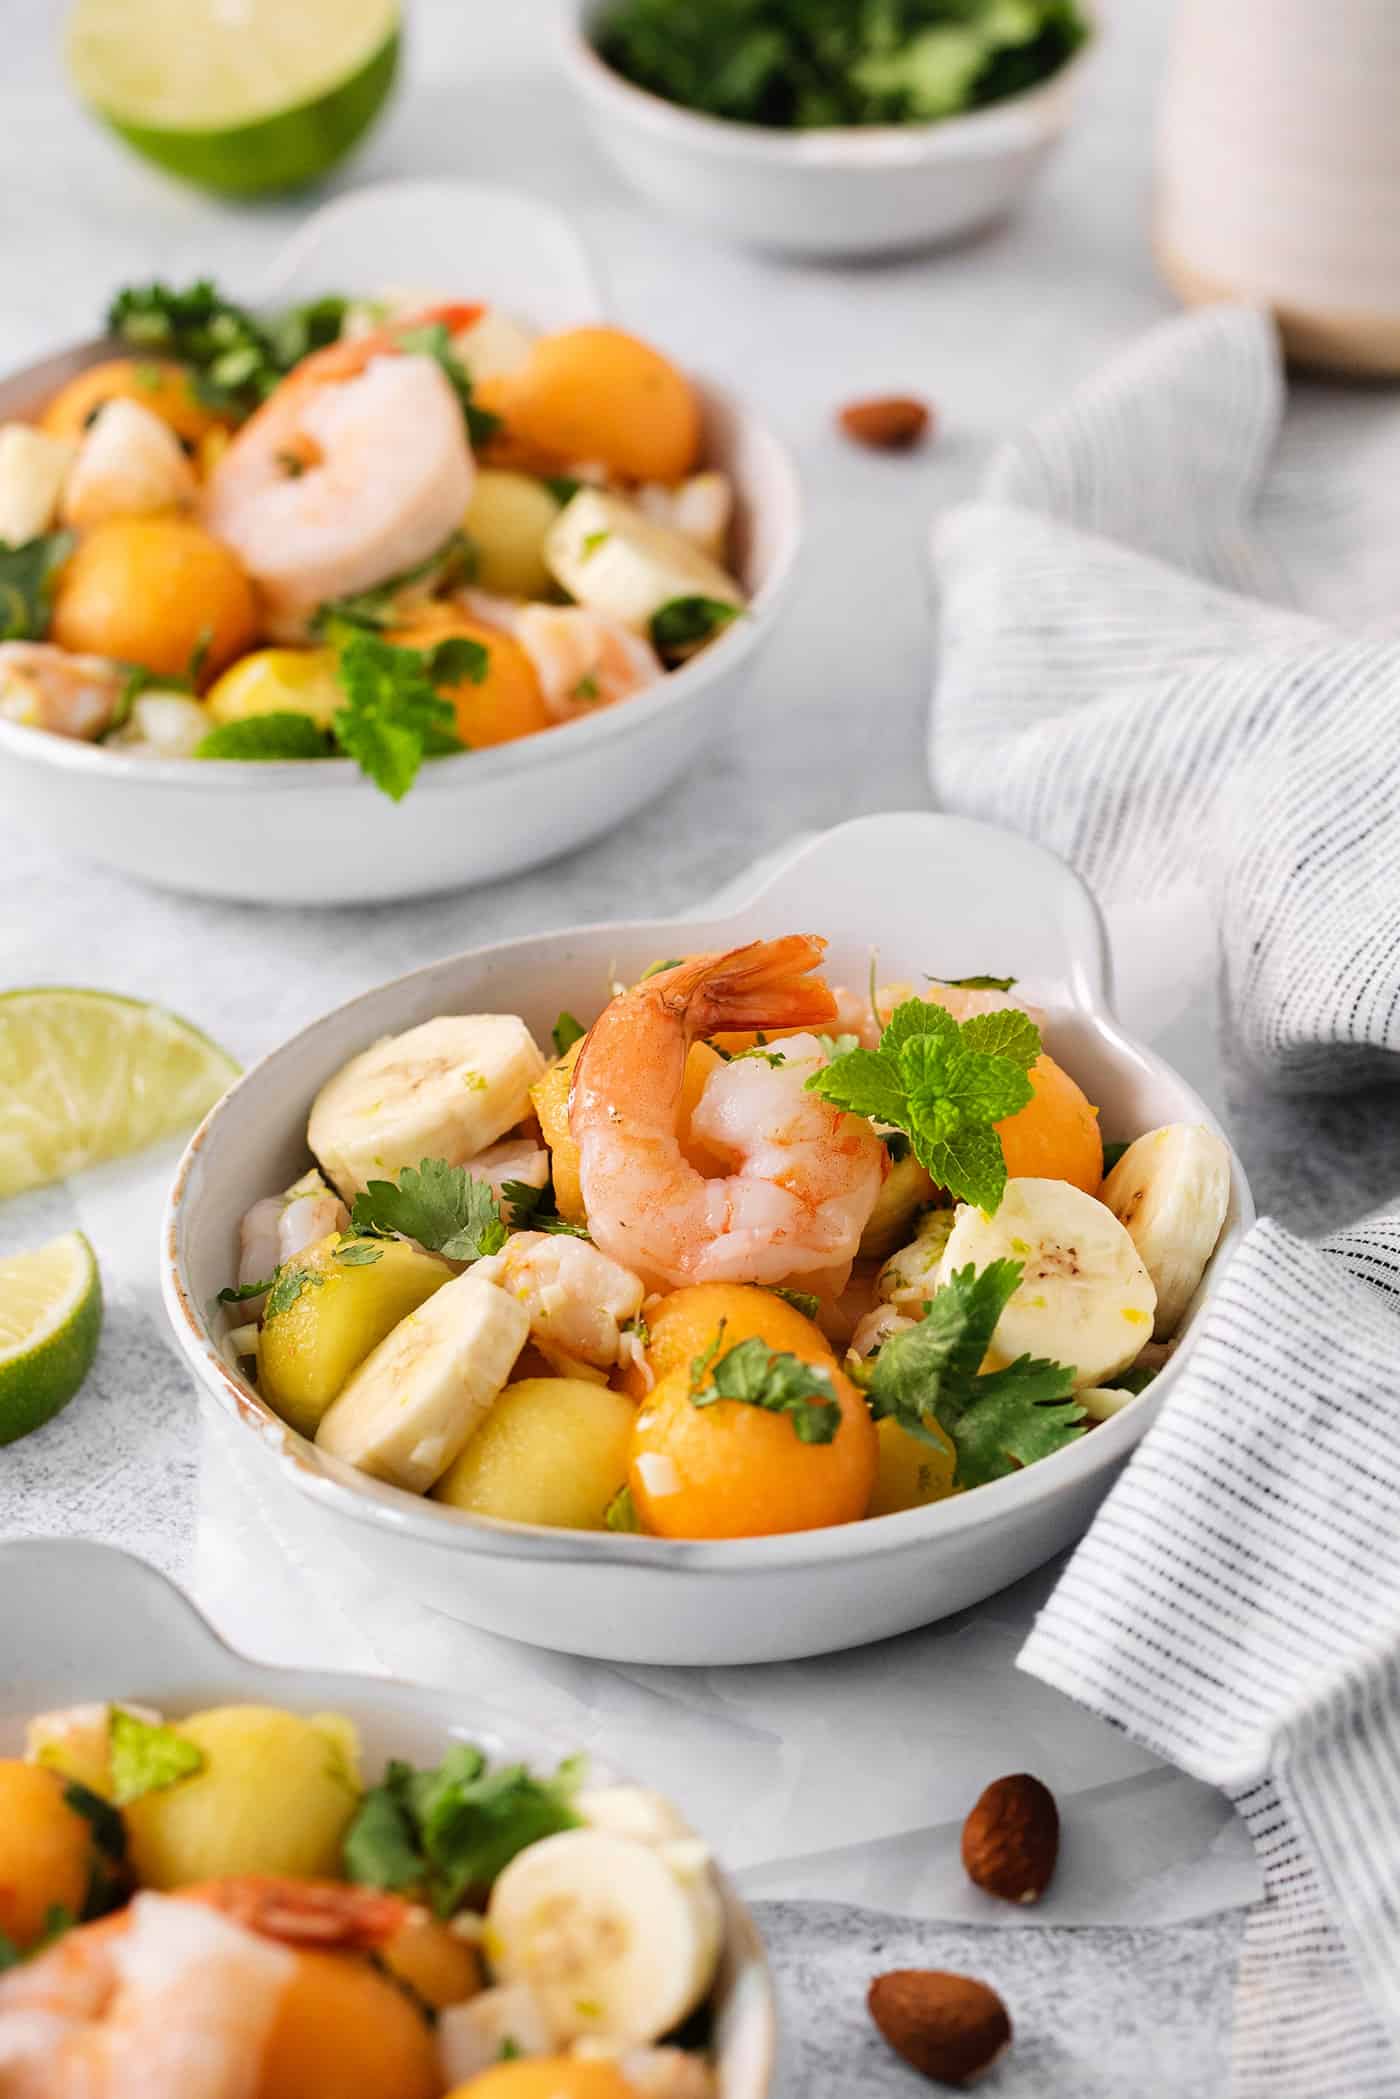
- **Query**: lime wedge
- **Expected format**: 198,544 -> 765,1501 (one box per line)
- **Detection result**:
64,0 -> 399,198
0,1233 -> 102,1445
0,988 -> 239,1200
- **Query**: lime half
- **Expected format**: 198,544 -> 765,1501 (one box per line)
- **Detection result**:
0,1233 -> 102,1445
0,988 -> 239,1200
65,0 -> 400,198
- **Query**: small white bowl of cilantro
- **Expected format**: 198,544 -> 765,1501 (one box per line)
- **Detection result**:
0,180 -> 800,904
564,0 -> 1095,258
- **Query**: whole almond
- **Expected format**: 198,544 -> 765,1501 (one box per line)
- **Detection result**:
869,1969 -> 1011,2085
961,1772 -> 1059,1904
839,394 -> 932,450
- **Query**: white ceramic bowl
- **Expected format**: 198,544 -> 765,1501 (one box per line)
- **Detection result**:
562,0 -> 1095,259
0,181 -> 800,904
162,812 -> 1253,1666
0,1537 -> 776,2099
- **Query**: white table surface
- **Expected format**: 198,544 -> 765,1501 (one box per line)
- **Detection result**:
0,0 -> 1350,2088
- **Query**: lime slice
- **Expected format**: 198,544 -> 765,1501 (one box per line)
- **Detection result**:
0,1233 -> 102,1445
0,989 -> 239,1200
64,0 -> 399,198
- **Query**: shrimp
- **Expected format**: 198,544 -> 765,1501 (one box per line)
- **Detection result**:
515,605 -> 661,721
469,1138 -> 551,1212
203,314 -> 475,641
0,1892 -> 293,2099
472,1230 -> 645,1370
569,937 -> 887,1292
237,1169 -> 349,1305
0,644 -> 125,742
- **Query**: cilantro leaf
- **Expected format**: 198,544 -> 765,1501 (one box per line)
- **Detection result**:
690,1333 -> 841,1444
1101,1139 -> 1130,1173
106,280 -> 349,419
0,1933 -> 20,1972
649,595 -> 741,661
543,475 -> 583,506
216,1276 -> 273,1303
808,997 -> 1040,1213
765,1286 -> 821,1320
195,712 -> 337,762
312,534 -> 477,637
108,1708 -> 204,1806
929,974 -> 1018,992
264,1265 -> 324,1321
331,631 -> 465,801
866,1261 -> 1083,1489
344,1747 -> 582,1915
333,1238 -> 384,1267
552,1010 -> 586,1057
1111,1362 -> 1159,1395
605,1485 -> 642,1532
62,1778 -> 128,1915
0,532 -> 75,642
396,322 -> 502,450
351,1157 -> 507,1262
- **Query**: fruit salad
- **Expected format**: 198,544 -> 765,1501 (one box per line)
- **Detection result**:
0,1698 -> 723,2098
0,282 -> 746,799
219,937 -> 1232,1539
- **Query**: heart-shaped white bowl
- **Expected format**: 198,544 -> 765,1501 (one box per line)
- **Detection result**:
162,811 -> 1254,1665
0,1538 -> 776,2099
0,180 -> 800,904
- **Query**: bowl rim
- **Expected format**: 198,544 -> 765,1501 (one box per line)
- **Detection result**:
0,1536 -> 778,2096
560,0 -> 1097,166
0,362 -> 801,797
161,810 -> 1255,1577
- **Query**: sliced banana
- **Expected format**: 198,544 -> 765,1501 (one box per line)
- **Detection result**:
0,423 -> 75,542
486,1826 -> 723,2047
544,489 -> 744,636
635,472 -> 734,563
315,1272 -> 528,1492
1100,1124 -> 1231,1339
576,1786 -> 697,1848
941,1177 -> 1156,1389
308,1014 -> 546,1203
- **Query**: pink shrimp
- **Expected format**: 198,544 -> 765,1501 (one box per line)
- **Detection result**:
569,936 -> 886,1292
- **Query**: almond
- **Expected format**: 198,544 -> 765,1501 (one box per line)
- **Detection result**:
868,1969 -> 1011,2085
838,395 -> 932,450
961,1772 -> 1059,1904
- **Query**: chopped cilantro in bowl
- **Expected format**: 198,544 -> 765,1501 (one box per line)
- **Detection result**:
591,0 -> 1089,130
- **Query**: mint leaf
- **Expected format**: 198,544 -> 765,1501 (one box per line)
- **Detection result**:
808,997 -> 1040,1213
351,1157 -> 507,1261
344,1747 -> 582,1915
195,712 -> 336,762
109,1708 -> 204,1806
552,1010 -> 586,1057
690,1334 -> 841,1445
332,631 -> 465,801
0,532 -> 75,642
425,635 -> 488,685
867,1261 -> 1082,1488
263,1265 -> 324,1322
649,595 -> 740,661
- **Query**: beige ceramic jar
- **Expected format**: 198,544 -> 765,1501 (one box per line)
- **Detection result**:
1157,0 -> 1400,374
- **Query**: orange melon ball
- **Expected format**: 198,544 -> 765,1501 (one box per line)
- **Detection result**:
447,2059 -> 635,2099
378,1911 -> 483,2011
0,1762 -> 96,1950
996,1053 -> 1103,1194
258,1949 -> 441,2099
390,606 -> 552,750
40,357 -> 233,449
51,516 -> 258,684
480,328 -> 700,484
627,1283 -> 875,1539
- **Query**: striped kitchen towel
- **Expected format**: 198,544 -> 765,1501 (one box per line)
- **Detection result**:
932,306 -> 1400,2096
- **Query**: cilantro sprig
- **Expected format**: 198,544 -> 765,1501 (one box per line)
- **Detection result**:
343,1744 -> 582,1916
0,531 -> 75,641
106,280 -> 347,418
351,1157 -> 509,1261
649,594 -> 741,662
808,998 -> 1040,1214
861,1260 -> 1083,1489
689,1325 -> 841,1444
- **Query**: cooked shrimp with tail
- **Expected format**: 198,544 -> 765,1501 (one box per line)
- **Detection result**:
569,936 -> 887,1292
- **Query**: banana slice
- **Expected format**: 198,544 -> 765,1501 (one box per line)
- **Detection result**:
576,1786 -> 696,1848
544,489 -> 745,636
941,1177 -> 1156,1389
314,1272 -> 528,1492
486,1826 -> 723,2047
308,1015 -> 547,1203
1101,1123 -> 1231,1338
636,472 -> 734,563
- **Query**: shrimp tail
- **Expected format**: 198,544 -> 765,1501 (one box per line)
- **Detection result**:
655,936 -> 837,1037
179,1877 -> 412,1950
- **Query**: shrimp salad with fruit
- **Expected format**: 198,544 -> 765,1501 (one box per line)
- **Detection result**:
0,1699 -> 723,2099
0,281 -> 745,798
217,938 -> 1232,1540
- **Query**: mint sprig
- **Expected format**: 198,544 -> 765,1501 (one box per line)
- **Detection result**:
807,998 -> 1040,1214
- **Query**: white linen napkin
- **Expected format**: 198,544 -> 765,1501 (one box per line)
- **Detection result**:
932,305 -> 1400,2097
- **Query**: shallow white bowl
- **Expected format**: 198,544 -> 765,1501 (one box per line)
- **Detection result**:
0,181 -> 800,904
162,812 -> 1253,1666
0,1537 -> 776,2098
563,0 -> 1095,259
